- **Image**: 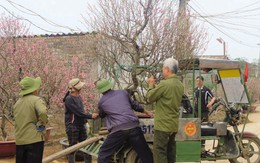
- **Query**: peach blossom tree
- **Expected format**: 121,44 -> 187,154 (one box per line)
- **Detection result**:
0,15 -> 97,139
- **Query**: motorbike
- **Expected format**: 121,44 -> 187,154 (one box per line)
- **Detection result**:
59,95 -> 260,163
200,97 -> 260,163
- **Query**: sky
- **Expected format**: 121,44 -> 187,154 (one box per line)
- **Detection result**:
0,0 -> 260,63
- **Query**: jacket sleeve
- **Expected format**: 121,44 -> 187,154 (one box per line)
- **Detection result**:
123,90 -> 144,112
129,97 -> 144,112
65,97 -> 92,119
98,105 -> 106,119
35,98 -> 48,126
207,88 -> 214,98
146,82 -> 166,103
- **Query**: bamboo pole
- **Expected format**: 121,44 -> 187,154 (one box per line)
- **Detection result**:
42,136 -> 103,163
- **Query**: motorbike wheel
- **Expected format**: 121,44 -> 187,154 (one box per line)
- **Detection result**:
124,149 -> 142,163
229,137 -> 260,163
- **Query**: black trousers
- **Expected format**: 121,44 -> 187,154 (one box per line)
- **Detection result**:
16,141 -> 44,163
66,124 -> 92,163
195,111 -> 209,122
98,127 -> 154,163
66,124 -> 87,148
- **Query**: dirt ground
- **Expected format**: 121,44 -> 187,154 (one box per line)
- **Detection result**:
0,139 -> 94,163
1,103 -> 260,163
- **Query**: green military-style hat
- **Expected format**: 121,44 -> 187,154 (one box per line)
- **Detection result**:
95,79 -> 113,93
19,77 -> 42,96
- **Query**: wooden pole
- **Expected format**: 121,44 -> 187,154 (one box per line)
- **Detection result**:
42,136 -> 103,163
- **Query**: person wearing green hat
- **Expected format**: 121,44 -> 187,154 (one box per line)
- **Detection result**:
63,78 -> 99,163
13,76 -> 48,163
95,79 -> 153,163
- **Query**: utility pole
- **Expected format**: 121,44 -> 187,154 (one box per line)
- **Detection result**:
175,0 -> 190,59
257,44 -> 260,78
179,0 -> 191,16
179,0 -> 187,14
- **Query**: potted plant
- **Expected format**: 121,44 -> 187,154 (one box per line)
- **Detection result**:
0,114 -> 16,158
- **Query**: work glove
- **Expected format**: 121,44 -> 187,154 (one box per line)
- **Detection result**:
33,122 -> 45,132
37,125 -> 45,131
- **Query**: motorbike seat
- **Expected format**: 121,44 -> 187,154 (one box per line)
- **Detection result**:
201,125 -> 217,136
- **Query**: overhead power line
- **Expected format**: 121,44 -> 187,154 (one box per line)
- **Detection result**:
188,2 -> 258,47
5,0 -> 78,32
1,0 -> 83,34
193,0 -> 260,18
0,4 -> 59,33
191,0 -> 260,29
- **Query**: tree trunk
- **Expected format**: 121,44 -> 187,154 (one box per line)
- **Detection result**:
0,114 -> 7,140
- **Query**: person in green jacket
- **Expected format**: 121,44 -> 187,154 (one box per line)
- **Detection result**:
147,58 -> 184,163
13,76 -> 48,163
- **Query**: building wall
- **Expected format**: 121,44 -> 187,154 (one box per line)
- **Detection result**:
35,33 -> 101,134
40,33 -> 98,79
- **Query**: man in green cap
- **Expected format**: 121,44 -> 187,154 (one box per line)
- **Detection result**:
95,79 -> 153,163
13,76 -> 48,163
147,58 -> 184,163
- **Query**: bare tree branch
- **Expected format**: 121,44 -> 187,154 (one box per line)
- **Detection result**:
84,0 -> 208,104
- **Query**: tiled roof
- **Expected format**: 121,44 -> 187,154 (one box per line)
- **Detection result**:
15,32 -> 96,38
198,54 -> 229,60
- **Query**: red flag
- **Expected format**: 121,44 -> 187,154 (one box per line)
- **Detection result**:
244,63 -> 249,82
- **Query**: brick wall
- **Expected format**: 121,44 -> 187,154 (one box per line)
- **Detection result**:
35,33 -> 101,134
40,33 -> 98,79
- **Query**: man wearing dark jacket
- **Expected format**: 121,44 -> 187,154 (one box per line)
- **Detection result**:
64,78 -> 98,163
96,79 -> 153,163
194,76 -> 216,122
